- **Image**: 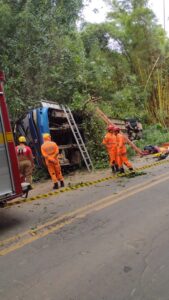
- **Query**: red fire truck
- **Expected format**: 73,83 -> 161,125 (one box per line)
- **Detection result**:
0,71 -> 23,205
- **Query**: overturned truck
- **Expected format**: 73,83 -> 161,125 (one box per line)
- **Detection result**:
15,101 -> 93,172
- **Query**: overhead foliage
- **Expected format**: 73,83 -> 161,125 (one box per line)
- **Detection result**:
0,0 -> 169,128
0,0 -> 84,120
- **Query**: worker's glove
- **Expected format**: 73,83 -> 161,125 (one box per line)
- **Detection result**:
48,158 -> 57,163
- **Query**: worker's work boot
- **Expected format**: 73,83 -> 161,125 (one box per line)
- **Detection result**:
53,182 -> 59,189
60,181 -> 65,188
111,165 -> 116,173
129,167 -> 135,173
115,164 -> 119,172
119,167 -> 125,174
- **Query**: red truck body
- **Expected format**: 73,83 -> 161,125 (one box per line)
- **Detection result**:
0,71 -> 22,204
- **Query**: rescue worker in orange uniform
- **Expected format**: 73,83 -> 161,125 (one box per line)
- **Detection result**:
114,127 -> 134,173
15,136 -> 34,185
41,133 -> 64,189
102,125 -> 119,173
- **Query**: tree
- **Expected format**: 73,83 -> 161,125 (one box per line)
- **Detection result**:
0,0 -> 85,120
103,0 -> 168,121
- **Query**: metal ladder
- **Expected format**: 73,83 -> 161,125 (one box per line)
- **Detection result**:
61,105 -> 94,172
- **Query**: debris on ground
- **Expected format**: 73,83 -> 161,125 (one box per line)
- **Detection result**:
124,171 -> 147,178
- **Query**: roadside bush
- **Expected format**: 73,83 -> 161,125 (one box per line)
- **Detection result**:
82,110 -> 109,169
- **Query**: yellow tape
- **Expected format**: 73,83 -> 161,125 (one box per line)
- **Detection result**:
6,158 -> 169,208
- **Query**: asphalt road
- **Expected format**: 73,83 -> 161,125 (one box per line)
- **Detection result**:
1,163 -> 169,300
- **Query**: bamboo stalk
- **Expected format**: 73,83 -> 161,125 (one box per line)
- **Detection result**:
144,56 -> 160,91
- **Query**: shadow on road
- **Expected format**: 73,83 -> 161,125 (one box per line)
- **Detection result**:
0,209 -> 24,237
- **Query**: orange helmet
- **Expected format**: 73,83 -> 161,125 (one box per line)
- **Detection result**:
107,125 -> 114,132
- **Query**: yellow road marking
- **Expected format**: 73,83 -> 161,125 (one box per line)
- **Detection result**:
6,158 -> 169,208
1,171 -> 169,256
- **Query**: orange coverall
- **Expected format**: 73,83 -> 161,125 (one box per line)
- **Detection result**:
41,141 -> 64,184
102,132 -> 117,166
116,133 -> 133,169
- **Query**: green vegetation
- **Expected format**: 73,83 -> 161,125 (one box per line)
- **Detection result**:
136,125 -> 169,148
1,0 -> 169,166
